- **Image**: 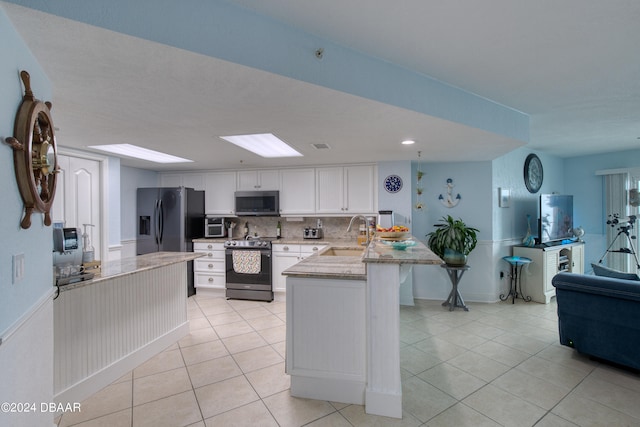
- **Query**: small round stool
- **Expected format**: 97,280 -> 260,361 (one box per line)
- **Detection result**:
500,256 -> 532,303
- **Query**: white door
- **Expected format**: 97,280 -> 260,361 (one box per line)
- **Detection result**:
52,155 -> 102,261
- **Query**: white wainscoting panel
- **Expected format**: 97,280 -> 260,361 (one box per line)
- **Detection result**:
54,263 -> 188,403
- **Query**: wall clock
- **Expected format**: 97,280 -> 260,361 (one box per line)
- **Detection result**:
4,70 -> 58,229
384,174 -> 403,193
523,153 -> 543,194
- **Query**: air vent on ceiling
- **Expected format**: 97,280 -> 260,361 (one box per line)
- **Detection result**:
311,143 -> 331,150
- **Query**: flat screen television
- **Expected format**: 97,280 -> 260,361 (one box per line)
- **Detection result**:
539,194 -> 573,244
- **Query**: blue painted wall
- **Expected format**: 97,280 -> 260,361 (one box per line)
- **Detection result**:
565,149 -> 640,268
0,6 -> 53,335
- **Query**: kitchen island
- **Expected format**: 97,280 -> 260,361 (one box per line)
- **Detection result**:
283,239 -> 441,418
54,252 -> 202,404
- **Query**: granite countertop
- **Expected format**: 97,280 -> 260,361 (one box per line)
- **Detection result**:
282,237 -> 442,280
58,252 -> 204,292
282,245 -> 367,280
363,239 -> 442,265
193,237 -> 358,246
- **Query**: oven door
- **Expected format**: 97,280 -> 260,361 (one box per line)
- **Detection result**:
225,248 -> 273,300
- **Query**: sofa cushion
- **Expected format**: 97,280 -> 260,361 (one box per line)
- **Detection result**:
591,263 -> 640,281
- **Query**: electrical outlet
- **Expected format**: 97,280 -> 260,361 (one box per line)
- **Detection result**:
12,253 -> 25,284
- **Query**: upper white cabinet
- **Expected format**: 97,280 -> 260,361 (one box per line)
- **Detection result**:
280,169 -> 316,215
205,171 -> 236,215
316,165 -> 376,215
237,170 -> 279,191
160,172 -> 205,190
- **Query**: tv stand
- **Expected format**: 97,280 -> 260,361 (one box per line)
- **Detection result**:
513,241 -> 584,303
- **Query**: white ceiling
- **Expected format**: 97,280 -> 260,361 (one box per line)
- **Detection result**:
3,1 -> 640,171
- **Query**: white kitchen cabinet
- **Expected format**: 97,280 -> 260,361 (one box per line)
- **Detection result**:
513,242 -> 585,303
279,169 -> 316,215
237,169 -> 279,191
316,164 -> 376,215
159,173 -> 183,188
205,171 -> 236,215
193,241 -> 226,291
272,243 -> 326,293
159,172 -> 205,190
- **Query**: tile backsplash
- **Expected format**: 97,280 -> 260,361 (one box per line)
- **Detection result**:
227,216 -> 374,240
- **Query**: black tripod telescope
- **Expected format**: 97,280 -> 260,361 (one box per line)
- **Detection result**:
598,214 -> 640,269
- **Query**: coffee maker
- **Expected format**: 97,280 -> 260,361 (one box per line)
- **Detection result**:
53,226 -> 94,285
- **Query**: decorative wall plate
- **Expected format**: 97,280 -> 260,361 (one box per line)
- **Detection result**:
4,70 -> 58,229
524,153 -> 543,193
384,174 -> 403,193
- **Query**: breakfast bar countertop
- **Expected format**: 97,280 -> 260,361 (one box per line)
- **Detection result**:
362,238 -> 442,265
58,252 -> 204,292
281,237 -> 441,280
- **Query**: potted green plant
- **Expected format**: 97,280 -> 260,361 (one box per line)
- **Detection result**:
427,215 -> 479,266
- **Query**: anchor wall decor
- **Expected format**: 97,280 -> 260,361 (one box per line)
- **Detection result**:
438,178 -> 461,208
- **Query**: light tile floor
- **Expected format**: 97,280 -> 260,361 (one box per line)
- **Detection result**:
57,295 -> 640,426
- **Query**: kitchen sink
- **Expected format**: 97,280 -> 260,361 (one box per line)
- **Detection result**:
319,247 -> 365,257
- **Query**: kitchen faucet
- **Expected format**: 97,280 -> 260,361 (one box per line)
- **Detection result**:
347,215 -> 371,245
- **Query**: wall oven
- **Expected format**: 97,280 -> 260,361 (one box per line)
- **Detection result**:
225,239 -> 273,301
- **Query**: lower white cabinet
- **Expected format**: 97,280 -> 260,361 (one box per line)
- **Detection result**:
513,242 -> 584,303
194,242 -> 226,291
272,243 -> 326,293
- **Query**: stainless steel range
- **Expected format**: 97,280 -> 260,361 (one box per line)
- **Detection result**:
224,238 -> 274,301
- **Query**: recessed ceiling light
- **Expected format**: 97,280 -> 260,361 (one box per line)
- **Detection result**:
402,139 -> 416,145
220,133 -> 302,158
88,144 -> 193,163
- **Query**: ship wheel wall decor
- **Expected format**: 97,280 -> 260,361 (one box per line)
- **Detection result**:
4,70 -> 58,229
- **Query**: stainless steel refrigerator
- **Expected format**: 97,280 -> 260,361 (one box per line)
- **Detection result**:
136,187 -> 204,296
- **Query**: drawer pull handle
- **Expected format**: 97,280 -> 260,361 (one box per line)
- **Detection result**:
207,253 -> 213,257
208,277 -> 214,282
208,264 -> 213,268
207,245 -> 213,249
284,246 -> 289,251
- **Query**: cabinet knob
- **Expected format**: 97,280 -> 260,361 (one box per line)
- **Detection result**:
207,253 -> 213,257
283,246 -> 289,251
208,277 -> 214,282
207,244 -> 213,249
208,264 -> 213,268
312,247 -> 318,251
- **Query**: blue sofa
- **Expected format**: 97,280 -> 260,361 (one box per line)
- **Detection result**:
552,272 -> 640,371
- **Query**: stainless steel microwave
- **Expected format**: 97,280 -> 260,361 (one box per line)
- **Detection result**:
234,191 -> 280,216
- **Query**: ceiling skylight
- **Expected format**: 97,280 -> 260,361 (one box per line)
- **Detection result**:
220,133 -> 303,158
88,144 -> 193,163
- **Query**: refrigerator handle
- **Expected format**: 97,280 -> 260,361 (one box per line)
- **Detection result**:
154,199 -> 160,245
158,199 -> 164,245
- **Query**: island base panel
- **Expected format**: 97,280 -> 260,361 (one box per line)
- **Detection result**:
291,376 -> 365,404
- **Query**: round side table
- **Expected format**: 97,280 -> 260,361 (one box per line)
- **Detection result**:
440,263 -> 470,311
501,256 -> 532,303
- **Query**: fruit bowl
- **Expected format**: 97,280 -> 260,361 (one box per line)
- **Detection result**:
376,231 -> 410,240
